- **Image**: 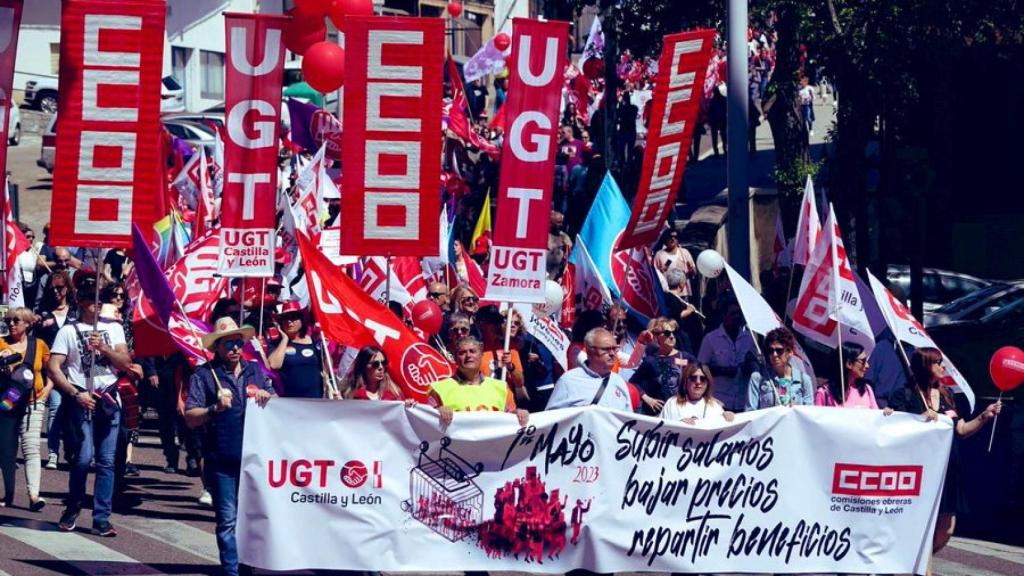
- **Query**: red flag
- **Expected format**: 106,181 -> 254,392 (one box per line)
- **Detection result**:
50,0 -> 164,249
2,178 -> 29,306
0,1 -> 23,180
486,18 -> 570,303
447,55 -> 501,159
299,234 -> 453,400
619,30 -> 715,250
342,16 -> 443,258
218,13 -> 288,276
612,246 -> 662,321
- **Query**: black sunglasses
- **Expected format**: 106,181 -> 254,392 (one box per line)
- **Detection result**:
653,330 -> 675,337
768,347 -> 787,356
369,360 -> 389,369
687,374 -> 708,383
428,292 -> 447,298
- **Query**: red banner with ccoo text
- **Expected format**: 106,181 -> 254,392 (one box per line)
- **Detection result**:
50,0 -> 165,249
341,16 -> 443,258
619,30 -> 714,250
218,13 -> 288,277
485,18 -> 569,303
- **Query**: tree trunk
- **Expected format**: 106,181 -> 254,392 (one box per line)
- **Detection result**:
765,1 -> 810,235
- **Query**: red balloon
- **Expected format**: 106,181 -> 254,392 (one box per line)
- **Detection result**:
329,0 -> 374,29
411,300 -> 444,336
582,57 -> 605,80
283,9 -> 327,56
990,346 -> 1024,392
302,42 -> 346,93
447,2 -> 463,18
493,32 -> 511,51
294,0 -> 332,18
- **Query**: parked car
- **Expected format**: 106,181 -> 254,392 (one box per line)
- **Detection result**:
7,104 -> 20,145
161,112 -> 224,131
162,119 -> 215,153
885,264 -> 991,313
37,114 -> 56,173
23,75 -> 184,114
925,281 -> 1024,328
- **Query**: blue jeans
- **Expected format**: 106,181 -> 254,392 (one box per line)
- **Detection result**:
46,389 -> 62,458
66,400 -> 119,525
206,460 -> 242,576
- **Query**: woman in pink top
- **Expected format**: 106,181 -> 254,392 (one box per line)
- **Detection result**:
815,342 -> 892,414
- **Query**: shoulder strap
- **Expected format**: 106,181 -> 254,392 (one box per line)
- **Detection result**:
590,374 -> 612,406
24,337 -> 37,371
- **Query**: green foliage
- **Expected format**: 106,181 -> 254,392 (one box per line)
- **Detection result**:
773,158 -> 821,200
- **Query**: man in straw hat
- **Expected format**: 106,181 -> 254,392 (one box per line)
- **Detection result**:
185,317 -> 273,576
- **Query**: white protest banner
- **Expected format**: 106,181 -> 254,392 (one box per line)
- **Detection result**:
239,402 -> 950,574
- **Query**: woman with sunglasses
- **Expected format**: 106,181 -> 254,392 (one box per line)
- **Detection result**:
0,308 -> 50,510
35,270 -> 77,470
660,363 -> 735,425
268,301 -> 328,399
629,317 -> 695,415
746,327 -> 813,410
894,348 -> 1000,576
450,285 -> 481,318
344,347 -> 405,401
816,342 -> 891,413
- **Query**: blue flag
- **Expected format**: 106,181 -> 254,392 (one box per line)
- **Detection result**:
572,173 -> 630,299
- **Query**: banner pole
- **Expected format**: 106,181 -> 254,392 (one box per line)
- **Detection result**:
86,248 -> 102,397
783,264 -> 796,324
385,255 -> 392,306
499,303 -> 515,381
238,276 -> 246,325
988,391 -> 1002,453
318,329 -> 340,398
257,278 -> 266,338
836,321 -> 846,405
173,297 -> 223,393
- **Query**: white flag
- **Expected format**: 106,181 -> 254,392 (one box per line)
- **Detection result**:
724,262 -> 781,336
866,270 -> 975,410
513,303 -> 570,371
792,204 -> 875,354
574,236 -> 613,311
792,175 -> 821,267
579,17 -> 604,69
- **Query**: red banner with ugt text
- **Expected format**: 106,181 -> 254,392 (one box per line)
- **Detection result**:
50,0 -> 164,249
342,16 -> 443,258
0,0 -> 22,182
485,18 -> 569,303
619,30 -> 714,250
218,13 -> 288,277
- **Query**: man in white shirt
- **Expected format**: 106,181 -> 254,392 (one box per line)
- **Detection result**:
47,277 -> 132,537
697,299 -> 756,412
546,328 -> 633,411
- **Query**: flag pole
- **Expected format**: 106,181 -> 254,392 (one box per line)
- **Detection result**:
384,255 -> 392,306
988,392 -> 1002,453
257,278 -> 266,339
783,264 -> 796,324
836,321 -> 846,405
238,277 -> 246,325
173,298 -> 223,393
317,328 -> 340,398
499,303 -> 515,381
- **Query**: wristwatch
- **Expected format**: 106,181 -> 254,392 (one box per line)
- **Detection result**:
207,403 -> 222,415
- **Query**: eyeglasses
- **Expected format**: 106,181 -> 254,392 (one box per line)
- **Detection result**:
428,292 -> 447,298
460,296 -> 479,304
370,360 -> 389,369
450,326 -> 470,335
852,357 -> 868,366
687,374 -> 708,383
52,285 -> 68,292
591,345 -> 619,355
220,339 -> 245,352
4,318 -> 25,326
112,292 -> 125,300
280,314 -> 302,323
768,347 -> 787,356
653,330 -> 675,338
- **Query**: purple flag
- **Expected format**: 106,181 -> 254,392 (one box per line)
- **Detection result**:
131,224 -> 177,326
463,39 -> 508,82
287,97 -> 319,152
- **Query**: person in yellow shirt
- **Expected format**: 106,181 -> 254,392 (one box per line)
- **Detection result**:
429,336 -> 529,430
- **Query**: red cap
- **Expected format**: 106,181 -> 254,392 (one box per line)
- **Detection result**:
279,299 -> 303,315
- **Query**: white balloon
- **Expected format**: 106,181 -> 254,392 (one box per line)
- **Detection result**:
697,249 -> 725,278
543,280 -> 563,315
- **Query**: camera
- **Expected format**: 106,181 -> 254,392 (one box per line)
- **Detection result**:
0,352 -> 23,367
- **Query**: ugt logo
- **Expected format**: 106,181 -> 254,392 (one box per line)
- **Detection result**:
341,460 -> 383,489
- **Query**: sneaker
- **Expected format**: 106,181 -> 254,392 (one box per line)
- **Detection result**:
29,497 -> 47,512
198,490 -> 213,507
45,456 -> 57,470
92,521 -> 117,537
125,463 -> 140,477
58,509 -> 79,532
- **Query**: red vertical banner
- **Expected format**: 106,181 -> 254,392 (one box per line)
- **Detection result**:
0,0 -> 23,181
342,16 -> 443,258
485,18 -> 569,303
618,30 -> 714,250
49,0 -> 165,249
218,13 -> 288,277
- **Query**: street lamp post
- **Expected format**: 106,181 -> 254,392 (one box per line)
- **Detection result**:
727,0 -> 751,279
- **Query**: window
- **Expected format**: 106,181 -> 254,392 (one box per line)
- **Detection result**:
171,46 -> 189,95
50,43 -> 60,75
200,50 -> 224,100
